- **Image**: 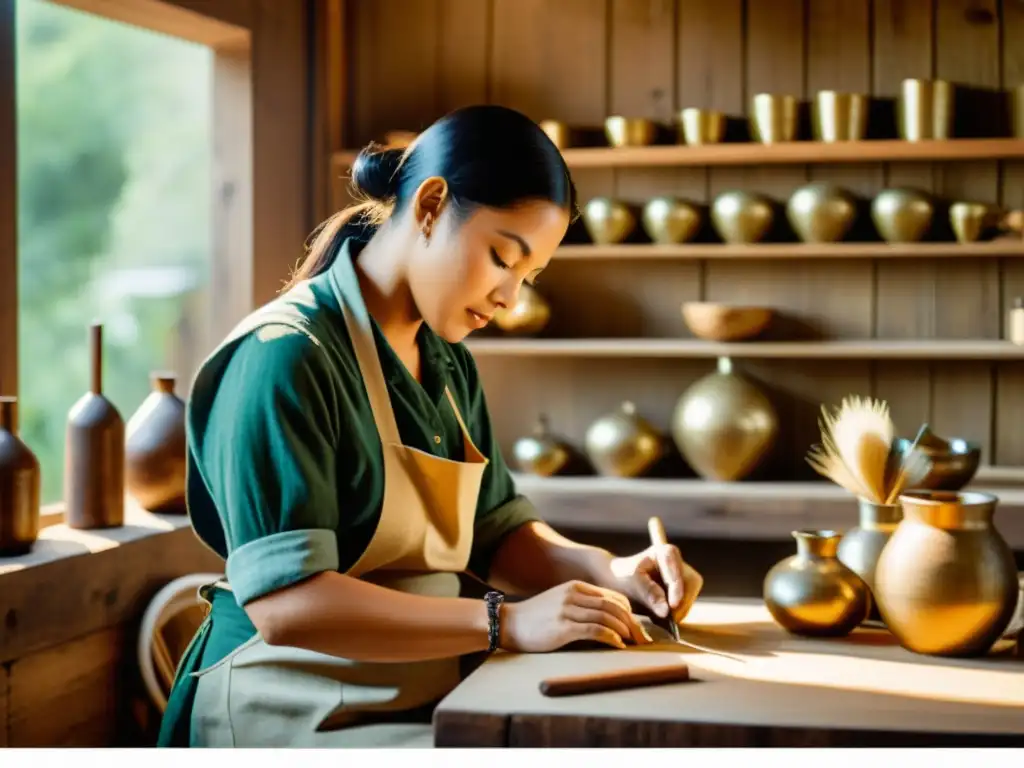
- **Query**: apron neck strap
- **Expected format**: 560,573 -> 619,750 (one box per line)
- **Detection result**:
327,244 -> 403,446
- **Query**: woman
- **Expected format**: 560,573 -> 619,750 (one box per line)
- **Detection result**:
158,104 -> 702,749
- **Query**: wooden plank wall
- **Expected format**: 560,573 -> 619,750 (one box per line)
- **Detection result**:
343,0 -> 1024,481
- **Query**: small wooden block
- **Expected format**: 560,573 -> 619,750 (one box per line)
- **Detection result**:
539,662 -> 691,698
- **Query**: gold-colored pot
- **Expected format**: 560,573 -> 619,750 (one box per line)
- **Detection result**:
812,91 -> 869,142
950,201 -> 1000,243
786,183 -> 858,243
605,116 -> 658,147
763,529 -> 872,638
641,197 -> 701,244
836,499 -> 902,624
899,78 -> 954,141
750,93 -> 800,144
1012,84 -> 1024,139
512,414 -> 571,477
871,188 -> 934,243
710,190 -> 774,244
539,119 -> 572,149
892,434 -> 981,490
584,401 -> 664,478
874,491 -> 1019,657
582,197 -> 637,245
670,357 -> 778,482
491,283 -> 551,335
681,303 -> 773,342
678,108 -> 725,145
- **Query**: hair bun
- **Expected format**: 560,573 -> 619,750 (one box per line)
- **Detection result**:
351,145 -> 404,201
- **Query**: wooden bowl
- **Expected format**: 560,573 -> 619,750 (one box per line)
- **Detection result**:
682,303 -> 773,342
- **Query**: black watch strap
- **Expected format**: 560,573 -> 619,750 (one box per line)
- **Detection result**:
484,590 -> 505,652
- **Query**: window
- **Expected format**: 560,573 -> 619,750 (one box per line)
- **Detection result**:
16,0 -> 214,502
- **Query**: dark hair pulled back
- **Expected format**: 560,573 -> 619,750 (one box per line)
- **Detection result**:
285,104 -> 577,291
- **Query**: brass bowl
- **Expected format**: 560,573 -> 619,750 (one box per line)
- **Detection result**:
899,78 -> 954,141
750,93 -> 799,143
786,183 -> 857,243
813,91 -> 869,142
892,436 -> 982,491
871,188 -> 934,243
950,202 -> 1000,243
491,283 -> 551,335
681,302 -> 774,342
641,197 -> 701,244
582,197 -> 636,245
678,108 -> 725,145
605,116 -> 658,147
539,119 -> 571,149
710,190 -> 774,244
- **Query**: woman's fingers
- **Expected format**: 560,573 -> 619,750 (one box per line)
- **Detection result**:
571,587 -> 652,645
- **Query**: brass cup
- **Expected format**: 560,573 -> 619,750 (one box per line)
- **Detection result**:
539,119 -> 571,149
604,116 -> 658,147
678,108 -> 726,145
641,197 -> 701,244
813,91 -> 869,142
1012,85 -> 1024,139
899,78 -> 954,141
950,202 -> 1000,243
582,197 -> 637,245
750,93 -> 799,144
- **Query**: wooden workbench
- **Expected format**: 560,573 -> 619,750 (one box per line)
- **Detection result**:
434,599 -> 1024,748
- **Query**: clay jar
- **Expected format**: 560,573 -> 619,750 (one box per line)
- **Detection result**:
125,373 -> 187,514
0,397 -> 40,556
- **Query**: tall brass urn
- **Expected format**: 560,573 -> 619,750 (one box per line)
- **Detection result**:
836,499 -> 902,624
874,491 -> 1019,657
670,357 -> 778,482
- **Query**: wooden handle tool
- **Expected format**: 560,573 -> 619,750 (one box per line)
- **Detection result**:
539,663 -> 691,697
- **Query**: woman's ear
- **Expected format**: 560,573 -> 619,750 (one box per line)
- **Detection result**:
413,177 -> 449,238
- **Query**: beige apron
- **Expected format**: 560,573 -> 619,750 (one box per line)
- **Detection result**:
189,256 -> 489,748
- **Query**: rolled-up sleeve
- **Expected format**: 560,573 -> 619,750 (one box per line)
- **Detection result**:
196,326 -> 343,606
456,349 -> 543,580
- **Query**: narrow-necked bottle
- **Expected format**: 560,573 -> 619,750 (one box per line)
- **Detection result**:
0,397 -> 40,555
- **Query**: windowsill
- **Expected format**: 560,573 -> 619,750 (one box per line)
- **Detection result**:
0,499 -> 223,664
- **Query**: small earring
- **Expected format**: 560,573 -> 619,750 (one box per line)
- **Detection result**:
422,214 -> 433,239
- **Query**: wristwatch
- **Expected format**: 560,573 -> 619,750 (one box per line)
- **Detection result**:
484,590 -> 505,652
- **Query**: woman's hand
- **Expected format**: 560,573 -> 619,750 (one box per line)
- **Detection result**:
606,543 -> 704,625
499,580 -> 654,652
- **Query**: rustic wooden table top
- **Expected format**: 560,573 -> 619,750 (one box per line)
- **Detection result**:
434,598 -> 1024,748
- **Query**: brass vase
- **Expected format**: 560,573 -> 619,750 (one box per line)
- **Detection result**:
710,191 -> 774,244
871,188 -> 934,243
0,397 -> 40,557
836,499 -> 902,624
764,529 -> 872,637
786,183 -> 858,243
949,202 -> 1000,243
512,414 -> 571,477
65,323 -> 125,530
898,78 -> 954,141
584,401 -> 664,478
582,198 -> 636,245
670,357 -> 778,482
605,116 -> 657,147
874,491 -> 1019,657
750,93 -> 799,143
491,283 -> 551,335
125,373 -> 187,514
641,197 -> 701,244
812,91 -> 868,142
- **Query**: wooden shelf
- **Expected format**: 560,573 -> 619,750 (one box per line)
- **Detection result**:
331,138 -> 1024,171
512,473 -> 1024,547
467,338 -> 1024,360
556,242 -> 1024,260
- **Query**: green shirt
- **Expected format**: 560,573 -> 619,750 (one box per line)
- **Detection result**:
157,239 -> 540,747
